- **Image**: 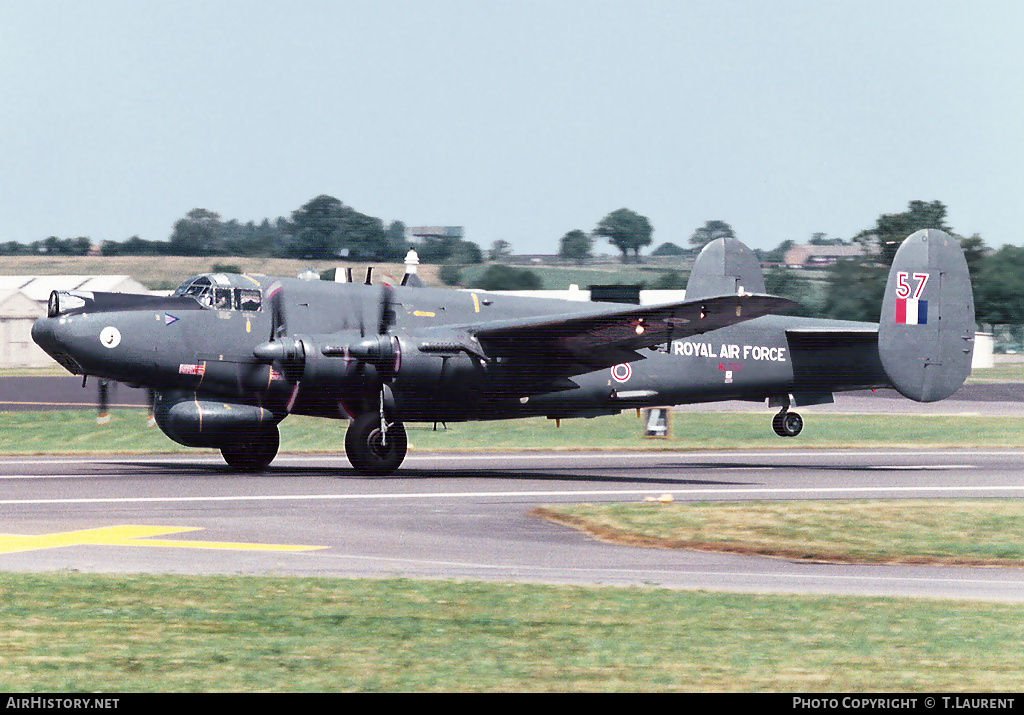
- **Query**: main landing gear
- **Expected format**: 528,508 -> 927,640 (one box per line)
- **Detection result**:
772,408 -> 803,437
345,412 -> 408,476
220,424 -> 280,472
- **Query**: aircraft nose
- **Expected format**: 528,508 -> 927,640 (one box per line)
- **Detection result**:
31,316 -> 60,351
31,315 -> 89,375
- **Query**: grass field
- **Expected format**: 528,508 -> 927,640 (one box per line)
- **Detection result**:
456,262 -> 688,290
3,573 -> 1024,692
536,500 -> 1024,566
2,408 -> 1023,456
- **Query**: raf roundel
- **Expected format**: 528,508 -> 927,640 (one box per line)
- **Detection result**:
99,326 -> 121,349
611,363 -> 632,383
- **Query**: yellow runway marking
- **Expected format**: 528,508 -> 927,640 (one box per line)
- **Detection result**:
0,525 -> 326,555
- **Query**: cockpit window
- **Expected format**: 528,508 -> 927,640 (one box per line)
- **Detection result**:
173,277 -> 262,312
236,289 -> 262,312
213,288 -> 232,310
181,283 -> 214,307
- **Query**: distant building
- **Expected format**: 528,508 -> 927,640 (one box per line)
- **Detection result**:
784,244 -> 866,268
405,226 -> 464,242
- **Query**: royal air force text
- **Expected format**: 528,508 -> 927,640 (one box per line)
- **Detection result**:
657,340 -> 787,362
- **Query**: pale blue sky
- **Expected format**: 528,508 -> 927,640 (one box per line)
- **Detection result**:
2,0 -> 1021,255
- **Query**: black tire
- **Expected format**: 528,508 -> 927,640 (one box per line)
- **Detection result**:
345,412 -> 407,475
773,411 -> 803,437
220,425 -> 280,472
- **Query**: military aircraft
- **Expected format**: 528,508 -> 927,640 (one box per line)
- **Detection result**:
31,228 -> 974,475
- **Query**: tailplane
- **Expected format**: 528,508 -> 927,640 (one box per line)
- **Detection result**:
686,237 -> 766,300
878,229 -> 975,402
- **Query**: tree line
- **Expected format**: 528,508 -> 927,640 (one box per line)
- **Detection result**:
4,195 -> 483,265
560,200 -> 1024,325
10,194 -> 1024,324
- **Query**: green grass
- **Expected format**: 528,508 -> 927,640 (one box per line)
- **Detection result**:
1,409 -> 1024,455
967,362 -> 1024,383
456,263 -> 687,290
2,572 -> 1024,691
536,500 -> 1024,566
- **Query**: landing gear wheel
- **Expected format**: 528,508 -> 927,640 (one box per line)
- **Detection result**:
345,412 -> 408,475
772,410 -> 803,437
220,425 -> 280,472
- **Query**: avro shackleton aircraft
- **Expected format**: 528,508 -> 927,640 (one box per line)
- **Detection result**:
31,229 -> 974,475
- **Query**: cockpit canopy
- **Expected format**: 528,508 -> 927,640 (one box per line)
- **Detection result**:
172,274 -> 263,312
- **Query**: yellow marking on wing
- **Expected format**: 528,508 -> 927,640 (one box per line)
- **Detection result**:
472,293 -> 480,313
412,310 -> 436,317
0,525 -> 325,554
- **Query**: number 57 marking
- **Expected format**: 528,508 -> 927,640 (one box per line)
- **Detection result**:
896,272 -> 929,300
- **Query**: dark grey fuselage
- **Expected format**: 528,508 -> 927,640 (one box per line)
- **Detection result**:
31,275 -> 885,424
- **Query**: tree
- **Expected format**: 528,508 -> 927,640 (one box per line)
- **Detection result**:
284,195 -> 389,260
169,208 -> 225,255
755,239 -> 795,264
381,221 -> 409,261
471,265 -> 542,290
438,263 -> 462,286
649,270 -> 687,289
763,266 -> 818,317
960,233 -> 988,280
809,232 -> 846,246
854,200 -> 952,265
416,234 -> 483,264
102,235 -> 166,256
558,229 -> 593,264
820,259 -> 887,322
488,239 -> 513,261
285,195 -> 347,259
973,245 -> 1024,324
594,208 -> 653,263
651,242 -> 687,256
688,220 -> 735,251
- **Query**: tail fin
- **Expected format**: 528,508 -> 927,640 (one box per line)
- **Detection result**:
878,229 -> 975,402
685,237 -> 766,300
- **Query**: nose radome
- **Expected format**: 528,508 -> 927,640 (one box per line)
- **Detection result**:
31,315 -> 86,375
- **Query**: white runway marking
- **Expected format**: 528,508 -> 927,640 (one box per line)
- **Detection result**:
3,483 -> 1024,506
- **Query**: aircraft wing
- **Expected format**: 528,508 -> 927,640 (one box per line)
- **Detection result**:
463,294 -> 797,375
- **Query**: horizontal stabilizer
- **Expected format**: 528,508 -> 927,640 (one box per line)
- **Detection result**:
878,229 -> 975,402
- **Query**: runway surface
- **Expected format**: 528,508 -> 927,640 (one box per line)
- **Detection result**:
3,449 -> 1024,602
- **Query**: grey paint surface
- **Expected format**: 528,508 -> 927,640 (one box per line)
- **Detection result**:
1,450 -> 1024,601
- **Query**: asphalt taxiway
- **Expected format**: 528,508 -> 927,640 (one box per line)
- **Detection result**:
3,449 -> 1024,601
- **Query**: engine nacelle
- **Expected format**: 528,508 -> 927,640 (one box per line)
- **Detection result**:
153,390 -> 280,448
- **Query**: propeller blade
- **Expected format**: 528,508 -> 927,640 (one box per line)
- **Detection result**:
378,284 -> 396,335
267,280 -> 286,340
97,379 -> 110,425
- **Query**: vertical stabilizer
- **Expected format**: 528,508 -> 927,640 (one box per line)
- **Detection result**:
685,237 -> 766,300
878,229 -> 975,402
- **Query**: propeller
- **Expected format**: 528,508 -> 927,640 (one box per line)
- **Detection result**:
324,283 -> 401,378
252,280 -> 304,411
252,279 -> 401,412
